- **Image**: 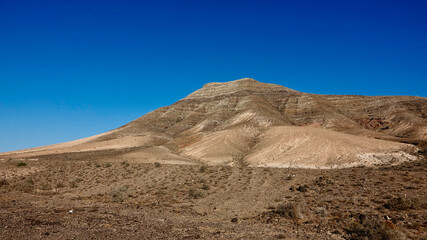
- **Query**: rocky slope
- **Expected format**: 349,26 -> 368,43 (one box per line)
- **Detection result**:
2,78 -> 426,168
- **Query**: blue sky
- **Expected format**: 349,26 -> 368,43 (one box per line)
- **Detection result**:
1,0 -> 426,152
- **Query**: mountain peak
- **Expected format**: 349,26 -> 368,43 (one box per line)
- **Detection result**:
202,78 -> 257,88
185,78 -> 298,99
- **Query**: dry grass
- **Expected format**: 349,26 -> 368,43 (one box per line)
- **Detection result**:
188,188 -> 205,199
384,196 -> 427,210
345,216 -> 404,240
108,185 -> 130,202
275,201 -> 300,219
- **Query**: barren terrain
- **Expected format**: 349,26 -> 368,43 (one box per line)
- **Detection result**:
1,78 -> 426,239
0,152 -> 426,239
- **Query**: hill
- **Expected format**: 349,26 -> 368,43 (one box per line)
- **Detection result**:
1,78 -> 426,168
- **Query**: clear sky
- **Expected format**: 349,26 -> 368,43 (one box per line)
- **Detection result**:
1,0 -> 426,152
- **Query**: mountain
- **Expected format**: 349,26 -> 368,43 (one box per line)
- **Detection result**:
2,78 -> 426,168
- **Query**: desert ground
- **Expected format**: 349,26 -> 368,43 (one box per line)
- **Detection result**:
0,148 -> 426,240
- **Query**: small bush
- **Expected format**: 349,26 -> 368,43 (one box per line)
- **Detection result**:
17,162 -> 27,167
314,176 -> 334,186
22,178 -> 34,192
275,201 -> 301,219
121,161 -> 130,167
154,162 -> 161,168
296,185 -> 308,192
189,188 -> 205,199
69,181 -> 78,188
104,163 -> 112,168
384,197 -> 427,210
39,183 -> 52,191
75,177 -> 83,183
316,207 -> 328,217
0,178 -> 9,186
108,185 -> 129,202
345,216 -> 404,240
414,233 -> 427,240
199,165 -> 207,173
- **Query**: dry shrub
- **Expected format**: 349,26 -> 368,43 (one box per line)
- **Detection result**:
296,185 -> 308,192
316,207 -> 328,218
414,233 -> 427,240
275,201 -> 301,219
22,178 -> 34,192
69,181 -> 78,188
39,183 -> 52,191
188,188 -> 205,199
384,197 -> 427,210
154,162 -> 161,168
345,216 -> 404,240
199,165 -> 207,173
0,178 -> 8,186
109,185 -> 129,202
121,161 -> 130,167
314,176 -> 334,186
17,162 -> 27,167
417,141 -> 427,154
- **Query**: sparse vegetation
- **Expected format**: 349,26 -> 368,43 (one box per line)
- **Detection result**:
39,183 -> 52,191
316,207 -> 328,217
22,178 -> 34,192
74,177 -> 83,183
345,216 -> 404,240
104,163 -> 112,168
0,178 -> 9,186
154,162 -> 161,168
275,201 -> 300,219
188,188 -> 205,199
121,161 -> 130,167
17,161 -> 27,167
383,197 -> 427,210
69,181 -> 78,188
109,185 -> 129,202
314,176 -> 333,186
0,157 -> 425,239
296,185 -> 308,192
199,165 -> 207,173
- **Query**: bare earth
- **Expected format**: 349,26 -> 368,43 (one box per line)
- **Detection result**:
1,78 -> 426,239
0,153 -> 426,239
